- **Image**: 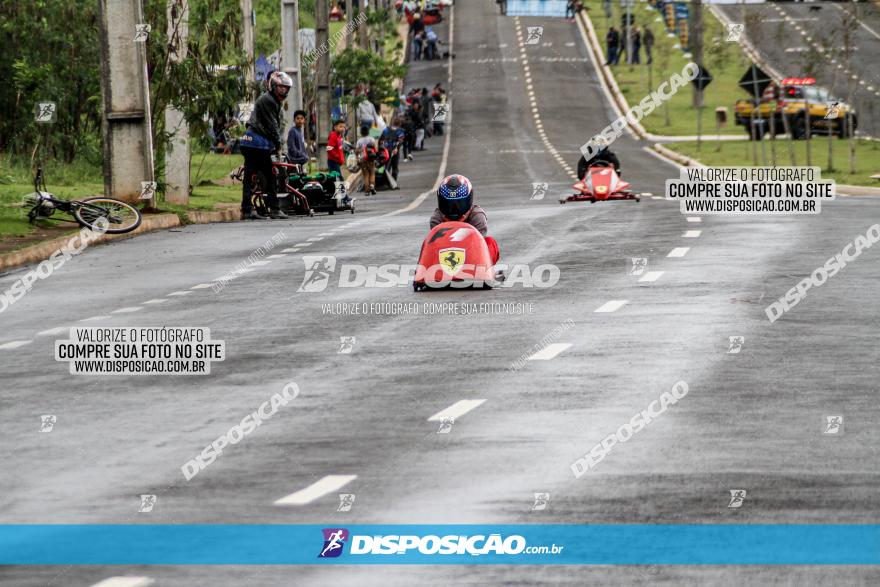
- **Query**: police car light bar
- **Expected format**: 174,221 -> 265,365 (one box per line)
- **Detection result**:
781,77 -> 816,86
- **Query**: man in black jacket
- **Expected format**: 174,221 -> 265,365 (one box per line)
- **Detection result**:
239,72 -> 292,220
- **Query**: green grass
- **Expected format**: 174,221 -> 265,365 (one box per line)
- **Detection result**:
665,138 -> 880,186
584,0 -> 750,136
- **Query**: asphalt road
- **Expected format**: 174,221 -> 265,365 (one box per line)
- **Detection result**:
718,0 -> 880,136
2,2 -> 880,585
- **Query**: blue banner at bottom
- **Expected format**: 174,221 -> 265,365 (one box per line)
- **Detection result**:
1,525 -> 879,565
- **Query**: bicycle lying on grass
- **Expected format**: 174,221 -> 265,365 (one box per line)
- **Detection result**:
24,165 -> 142,234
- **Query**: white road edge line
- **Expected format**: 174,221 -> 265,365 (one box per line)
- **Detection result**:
428,399 -> 486,422
143,299 -> 169,304
274,475 -> 358,506
111,307 -> 143,314
668,247 -> 690,258
0,340 -> 33,350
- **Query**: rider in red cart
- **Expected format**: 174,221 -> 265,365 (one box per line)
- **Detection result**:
577,136 -> 621,180
429,174 -> 500,264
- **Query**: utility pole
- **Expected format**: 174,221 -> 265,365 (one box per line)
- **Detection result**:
241,0 -> 255,94
97,0 -> 155,204
281,0 -> 304,124
316,0 -> 330,168
691,0 -> 704,151
359,0 -> 369,50
165,0 -> 190,205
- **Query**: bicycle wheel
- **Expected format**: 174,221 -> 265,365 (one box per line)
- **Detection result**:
75,197 -> 142,234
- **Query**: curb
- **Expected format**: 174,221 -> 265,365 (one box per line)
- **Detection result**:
0,213 -> 181,273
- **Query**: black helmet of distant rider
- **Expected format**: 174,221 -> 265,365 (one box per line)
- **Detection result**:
578,136 -> 621,179
270,71 -> 293,102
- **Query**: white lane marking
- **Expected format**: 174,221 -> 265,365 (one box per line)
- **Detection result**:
639,271 -> 665,283
274,475 -> 358,506
428,399 -> 486,422
167,291 -> 193,296
833,3 -> 880,40
651,196 -> 663,200
594,300 -> 629,313
143,299 -> 169,305
307,237 -> 323,242
80,315 -> 110,322
90,577 -> 155,587
250,260 -> 272,266
112,307 -> 143,314
683,230 -> 702,238
0,340 -> 32,350
318,232 -> 333,237
38,326 -> 70,336
686,217 -> 702,223
668,247 -> 690,258
190,283 -> 214,290
281,248 -> 300,253
527,343 -> 572,361
294,242 -> 312,247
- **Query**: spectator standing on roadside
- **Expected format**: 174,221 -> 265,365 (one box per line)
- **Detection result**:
286,109 -> 309,168
381,118 -> 405,180
603,0 -> 611,18
629,26 -> 641,64
420,87 -> 432,138
605,27 -> 620,65
357,98 -> 378,133
425,27 -> 438,60
356,126 -> 378,196
409,101 -> 426,150
642,26 -> 654,65
410,13 -> 425,61
326,119 -> 347,176
565,0 -> 576,20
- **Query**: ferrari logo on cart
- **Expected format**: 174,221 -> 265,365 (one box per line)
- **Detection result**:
439,248 -> 465,275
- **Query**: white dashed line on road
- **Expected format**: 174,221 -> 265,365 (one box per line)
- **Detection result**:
294,242 -> 311,247
80,315 -> 110,322
428,399 -> 486,422
686,217 -> 702,223
266,254 -> 285,259
143,299 -> 169,305
0,340 -> 32,350
38,326 -> 70,336
250,260 -> 272,266
683,230 -> 702,238
89,577 -> 155,587
638,271 -> 665,283
190,283 -> 214,290
274,475 -> 358,506
167,291 -> 193,296
668,247 -> 690,258
527,343 -> 572,361
281,248 -> 300,253
594,300 -> 629,313
111,307 -> 143,314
